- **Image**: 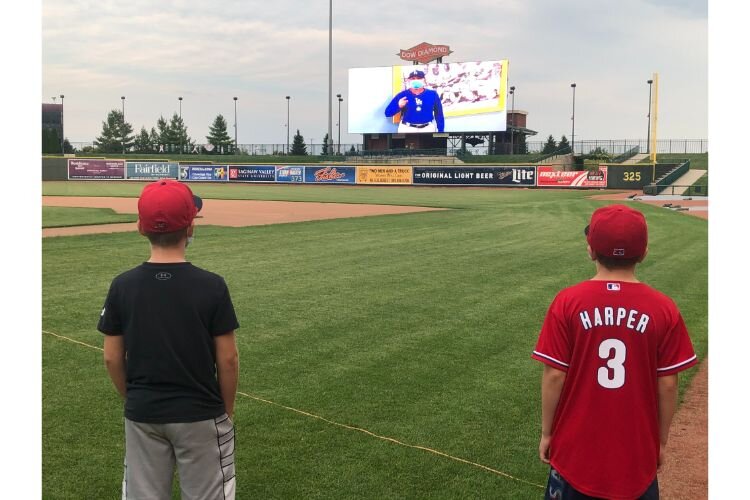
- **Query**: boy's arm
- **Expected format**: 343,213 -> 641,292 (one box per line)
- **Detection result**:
657,374 -> 679,469
539,364 -> 567,463
103,335 -> 127,399
215,332 -> 239,418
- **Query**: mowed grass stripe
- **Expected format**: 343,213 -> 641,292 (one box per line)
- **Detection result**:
42,183 -> 707,498
42,206 -> 138,228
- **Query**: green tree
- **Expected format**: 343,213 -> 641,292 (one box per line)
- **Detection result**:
558,135 -> 571,154
291,129 -> 307,155
320,133 -> 331,155
149,127 -> 160,151
206,114 -> 232,153
156,116 -> 170,146
168,113 -> 192,153
541,134 -> 557,154
133,127 -> 153,153
94,109 -> 134,153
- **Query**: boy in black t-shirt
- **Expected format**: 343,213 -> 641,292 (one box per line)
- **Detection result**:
98,179 -> 240,499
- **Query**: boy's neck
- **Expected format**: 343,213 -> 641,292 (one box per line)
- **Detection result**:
591,262 -> 640,283
147,244 -> 187,263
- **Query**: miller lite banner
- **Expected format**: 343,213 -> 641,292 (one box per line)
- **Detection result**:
536,166 -> 608,188
413,166 -> 535,186
398,42 -> 452,64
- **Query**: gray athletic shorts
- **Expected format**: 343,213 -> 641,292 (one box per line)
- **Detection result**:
122,414 -> 235,500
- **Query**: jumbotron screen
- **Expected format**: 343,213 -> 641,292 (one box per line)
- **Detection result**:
348,60 -> 508,134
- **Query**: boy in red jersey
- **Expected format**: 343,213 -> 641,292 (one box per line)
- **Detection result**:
531,204 -> 698,499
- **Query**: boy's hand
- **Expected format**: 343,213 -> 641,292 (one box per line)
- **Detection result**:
658,443 -> 666,471
539,435 -> 552,464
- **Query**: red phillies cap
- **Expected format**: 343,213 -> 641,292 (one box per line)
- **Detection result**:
137,179 -> 202,233
585,204 -> 648,259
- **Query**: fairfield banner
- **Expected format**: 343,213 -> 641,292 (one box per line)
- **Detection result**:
126,162 -> 179,180
536,166 -> 608,188
68,159 -> 125,180
356,166 -> 413,185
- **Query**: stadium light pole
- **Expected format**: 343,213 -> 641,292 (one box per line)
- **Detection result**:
178,97 -> 183,153
336,94 -> 342,154
327,0 -> 333,156
59,94 -> 65,154
121,96 -> 126,154
286,96 -> 291,155
570,83 -> 576,155
509,86 -> 515,154
646,79 -> 653,154
233,97 -> 238,153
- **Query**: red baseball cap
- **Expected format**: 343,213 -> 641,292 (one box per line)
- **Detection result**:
585,204 -> 648,259
137,179 -> 202,233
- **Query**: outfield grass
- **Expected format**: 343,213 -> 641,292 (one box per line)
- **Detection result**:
42,183 -> 708,499
42,206 -> 137,228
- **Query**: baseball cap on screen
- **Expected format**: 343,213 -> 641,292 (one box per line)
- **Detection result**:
408,70 -> 426,79
138,179 -> 202,233
584,204 -> 647,259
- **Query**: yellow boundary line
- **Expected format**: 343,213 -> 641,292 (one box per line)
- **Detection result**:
43,329 -> 544,490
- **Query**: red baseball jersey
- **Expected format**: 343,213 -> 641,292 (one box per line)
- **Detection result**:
532,280 -> 698,499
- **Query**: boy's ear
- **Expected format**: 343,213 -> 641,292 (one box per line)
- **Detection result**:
637,247 -> 649,263
137,219 -> 145,235
187,222 -> 194,237
587,244 -> 597,261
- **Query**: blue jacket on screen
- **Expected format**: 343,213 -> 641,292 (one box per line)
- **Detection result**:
385,89 -> 445,132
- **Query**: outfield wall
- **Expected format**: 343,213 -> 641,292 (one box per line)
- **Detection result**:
46,158 -> 659,190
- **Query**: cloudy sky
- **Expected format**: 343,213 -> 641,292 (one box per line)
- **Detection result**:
41,0 -> 707,146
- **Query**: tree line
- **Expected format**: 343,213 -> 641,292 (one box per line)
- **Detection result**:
80,109 -> 346,156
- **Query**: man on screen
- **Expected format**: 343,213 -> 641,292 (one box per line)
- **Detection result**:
385,70 -> 445,133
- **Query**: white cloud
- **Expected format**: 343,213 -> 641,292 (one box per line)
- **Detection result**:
42,0 -> 707,145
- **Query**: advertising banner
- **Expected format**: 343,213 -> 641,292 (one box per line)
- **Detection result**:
537,166 -> 608,188
68,159 -> 125,180
228,165 -> 276,182
179,165 -> 228,182
413,166 -> 535,186
126,162 -> 179,180
348,59 -> 508,134
275,165 -> 305,183
305,166 -> 356,184
356,166 -> 413,185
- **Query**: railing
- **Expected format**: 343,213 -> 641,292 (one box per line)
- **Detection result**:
65,139 -> 707,157
611,146 -> 640,163
643,184 -> 708,197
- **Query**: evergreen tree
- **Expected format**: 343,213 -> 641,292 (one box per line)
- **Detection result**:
133,127 -> 153,153
558,135 -> 571,154
63,138 -> 74,154
320,133 -> 330,155
291,129 -> 307,155
206,114 -> 232,153
541,134 -> 558,154
149,127 -> 160,152
94,109 -> 134,153
156,116 -> 171,147
168,113 -> 192,153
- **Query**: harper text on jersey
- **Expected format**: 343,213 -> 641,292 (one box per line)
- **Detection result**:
578,306 -> 650,333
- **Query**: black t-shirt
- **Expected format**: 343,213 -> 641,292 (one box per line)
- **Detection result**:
97,262 -> 240,423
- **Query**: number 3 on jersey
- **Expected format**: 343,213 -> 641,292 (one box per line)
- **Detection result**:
598,339 -> 626,389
